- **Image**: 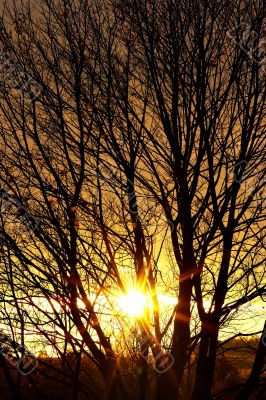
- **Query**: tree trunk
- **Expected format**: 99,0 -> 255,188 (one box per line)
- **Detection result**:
191,317 -> 219,400
172,277 -> 193,384
138,328 -> 149,400
138,355 -> 148,400
156,367 -> 179,400
156,277 -> 193,400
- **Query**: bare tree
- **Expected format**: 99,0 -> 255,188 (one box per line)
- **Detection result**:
0,1 -> 265,400
83,1 -> 266,398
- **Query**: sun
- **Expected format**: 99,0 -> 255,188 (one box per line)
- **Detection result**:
118,290 -> 148,318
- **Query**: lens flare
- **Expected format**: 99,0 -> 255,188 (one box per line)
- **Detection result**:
118,290 -> 148,318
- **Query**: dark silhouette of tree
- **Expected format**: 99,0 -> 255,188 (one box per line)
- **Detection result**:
0,1 -> 265,400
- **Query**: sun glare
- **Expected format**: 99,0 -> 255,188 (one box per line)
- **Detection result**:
118,290 -> 148,318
